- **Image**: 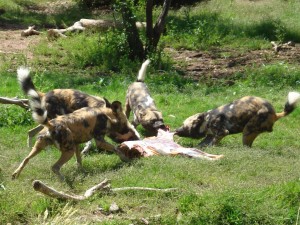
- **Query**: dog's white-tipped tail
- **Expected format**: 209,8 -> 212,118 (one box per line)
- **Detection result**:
277,91 -> 300,119
288,91 -> 300,105
17,66 -> 30,84
137,59 -> 151,82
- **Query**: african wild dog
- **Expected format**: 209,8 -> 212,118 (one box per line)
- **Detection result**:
175,92 -> 300,147
12,84 -> 140,180
17,67 -> 138,147
125,60 -> 167,136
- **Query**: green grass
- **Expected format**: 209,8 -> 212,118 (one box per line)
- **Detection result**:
1,0 -> 300,224
164,0 -> 300,50
1,69 -> 300,224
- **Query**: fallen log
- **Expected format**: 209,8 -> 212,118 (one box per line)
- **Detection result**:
33,179 -> 177,200
0,97 -> 29,109
115,129 -> 224,161
47,19 -> 146,39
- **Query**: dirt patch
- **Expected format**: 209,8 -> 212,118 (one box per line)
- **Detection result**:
168,45 -> 300,80
0,29 -> 41,60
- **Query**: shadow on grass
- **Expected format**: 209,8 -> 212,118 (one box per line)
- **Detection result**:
167,12 -> 300,44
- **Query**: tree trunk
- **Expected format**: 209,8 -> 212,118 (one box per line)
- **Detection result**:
152,0 -> 171,48
118,0 -> 171,60
119,0 -> 145,60
145,0 -> 171,55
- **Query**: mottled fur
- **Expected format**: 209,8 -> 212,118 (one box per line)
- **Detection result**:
12,98 -> 139,180
125,60 -> 167,136
175,93 -> 300,147
17,67 -> 111,145
13,67 -> 140,179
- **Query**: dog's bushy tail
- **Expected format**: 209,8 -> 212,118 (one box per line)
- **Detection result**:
17,67 -> 38,95
17,67 -> 48,125
276,91 -> 300,119
137,59 -> 151,82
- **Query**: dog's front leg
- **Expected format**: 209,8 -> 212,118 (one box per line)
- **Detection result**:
125,101 -> 131,119
12,134 -> 50,179
199,135 -> 215,147
208,131 -> 229,146
95,138 -> 115,152
132,113 -> 140,127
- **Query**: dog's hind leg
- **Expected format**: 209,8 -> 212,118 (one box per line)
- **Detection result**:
242,132 -> 261,147
242,113 -> 270,147
27,125 -> 44,147
12,134 -> 51,179
51,150 -> 75,181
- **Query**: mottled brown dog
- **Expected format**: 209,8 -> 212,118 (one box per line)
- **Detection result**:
175,92 -> 300,147
17,67 -> 111,146
12,90 -> 140,180
125,60 -> 167,136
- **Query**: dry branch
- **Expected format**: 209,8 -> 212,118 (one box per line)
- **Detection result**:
0,97 -> 29,109
33,179 -> 110,201
32,179 -> 177,201
271,41 -> 295,52
21,26 -> 41,37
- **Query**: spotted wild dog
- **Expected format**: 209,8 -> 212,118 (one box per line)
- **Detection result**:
17,67 -> 138,149
175,92 -> 300,147
12,91 -> 140,180
125,60 -> 167,136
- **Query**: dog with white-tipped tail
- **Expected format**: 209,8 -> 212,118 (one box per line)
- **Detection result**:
125,60 -> 168,136
175,92 -> 300,147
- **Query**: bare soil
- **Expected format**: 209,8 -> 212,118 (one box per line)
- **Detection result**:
1,27 -> 300,80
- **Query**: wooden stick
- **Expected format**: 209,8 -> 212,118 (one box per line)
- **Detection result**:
21,26 -> 41,37
112,187 -> 177,192
0,97 -> 29,109
32,179 -> 177,200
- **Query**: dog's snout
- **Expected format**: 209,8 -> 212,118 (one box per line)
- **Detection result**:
175,127 -> 185,136
153,121 -> 165,129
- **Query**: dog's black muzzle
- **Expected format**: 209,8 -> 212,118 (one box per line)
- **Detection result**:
153,121 -> 168,131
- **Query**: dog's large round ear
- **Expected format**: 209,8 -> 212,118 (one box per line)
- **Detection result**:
111,101 -> 122,113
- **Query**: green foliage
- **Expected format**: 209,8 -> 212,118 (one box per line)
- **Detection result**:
0,107 -> 32,127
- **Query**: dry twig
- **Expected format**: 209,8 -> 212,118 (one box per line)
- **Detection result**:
0,97 -> 29,109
